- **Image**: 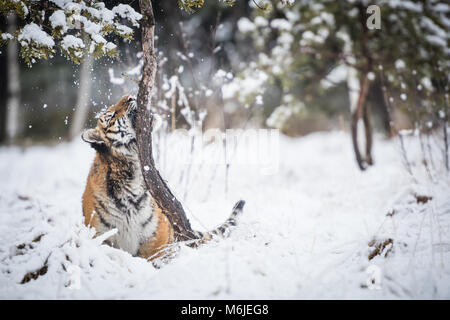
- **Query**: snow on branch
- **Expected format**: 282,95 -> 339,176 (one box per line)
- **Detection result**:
0,0 -> 142,65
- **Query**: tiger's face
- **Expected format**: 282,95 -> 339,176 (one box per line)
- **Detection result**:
82,95 -> 138,155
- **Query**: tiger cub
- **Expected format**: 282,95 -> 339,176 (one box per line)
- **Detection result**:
81,95 -> 244,261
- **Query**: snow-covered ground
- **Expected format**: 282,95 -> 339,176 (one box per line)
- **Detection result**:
0,131 -> 449,299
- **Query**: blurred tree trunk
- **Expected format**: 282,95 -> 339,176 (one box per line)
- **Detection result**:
6,13 -> 21,144
350,5 -> 374,171
137,0 -> 195,241
69,41 -> 93,140
0,16 -> 7,143
368,79 -> 392,137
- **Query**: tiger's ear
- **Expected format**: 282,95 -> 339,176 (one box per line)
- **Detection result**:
81,129 -> 105,145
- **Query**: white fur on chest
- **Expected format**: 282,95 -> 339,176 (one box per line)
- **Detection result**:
108,201 -> 158,255
102,159 -> 159,256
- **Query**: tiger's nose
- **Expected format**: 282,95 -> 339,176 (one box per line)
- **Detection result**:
127,95 -> 135,102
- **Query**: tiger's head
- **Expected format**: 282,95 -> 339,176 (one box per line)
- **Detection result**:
82,95 -> 138,155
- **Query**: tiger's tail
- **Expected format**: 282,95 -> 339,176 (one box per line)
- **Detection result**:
192,200 -> 245,241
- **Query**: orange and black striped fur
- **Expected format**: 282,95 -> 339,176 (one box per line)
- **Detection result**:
82,95 -> 245,261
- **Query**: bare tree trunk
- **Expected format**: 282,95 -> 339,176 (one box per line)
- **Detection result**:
0,16 -> 8,144
369,79 -> 392,137
69,42 -> 93,140
351,72 -> 371,170
346,38 -> 372,170
363,99 -> 373,165
350,5 -> 374,170
137,0 -> 195,241
443,101 -> 449,172
6,13 -> 21,144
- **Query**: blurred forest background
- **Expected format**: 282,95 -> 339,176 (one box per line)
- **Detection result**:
0,0 -> 448,170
